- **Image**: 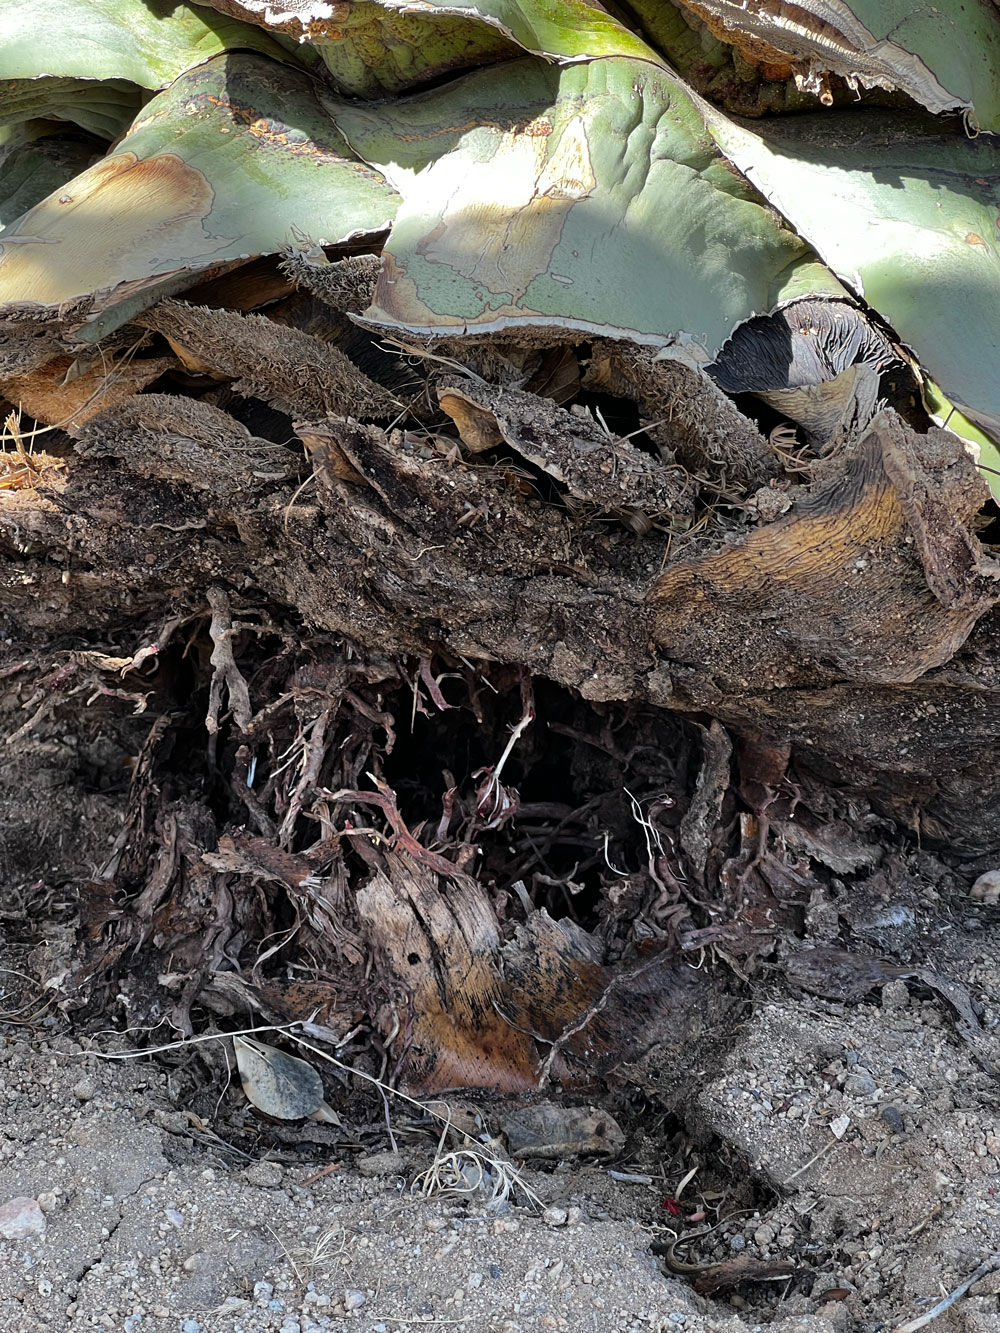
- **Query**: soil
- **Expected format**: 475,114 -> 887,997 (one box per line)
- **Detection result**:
0,875 -> 997,1333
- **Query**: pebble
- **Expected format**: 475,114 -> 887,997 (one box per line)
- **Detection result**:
356,1151 -> 409,1177
881,1106 -> 906,1136
830,1114 -> 851,1139
882,980 -> 910,1010
72,1077 -> 97,1101
844,1069 -> 877,1097
0,1196 -> 46,1240
244,1160 -> 284,1188
969,870 -> 1000,903
543,1206 -> 568,1227
343,1289 -> 366,1311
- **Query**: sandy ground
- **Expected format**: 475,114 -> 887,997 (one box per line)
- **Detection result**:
1,906 -> 998,1333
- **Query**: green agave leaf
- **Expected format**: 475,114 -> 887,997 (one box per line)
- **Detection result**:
0,53 -> 398,343
346,0 -> 659,62
192,0 -> 518,95
1,0 -> 290,89
192,0 -> 657,96
331,56 -> 846,348
0,78 -> 143,141
705,109 -> 1000,455
923,379 -> 1000,503
673,0 -> 1000,131
0,125 -> 101,231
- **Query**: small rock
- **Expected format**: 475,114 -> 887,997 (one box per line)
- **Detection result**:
0,1197 -> 45,1240
244,1160 -> 283,1189
970,870 -> 1000,904
880,1106 -> 905,1136
343,1289 -> 366,1311
72,1078 -> 97,1102
36,1192 -> 58,1214
151,1110 -> 192,1135
543,1206 -> 568,1228
753,1222 -> 776,1250
881,980 -> 910,1010
844,1069 -> 876,1097
500,1103 -> 625,1160
830,1114 -> 851,1139
356,1151 -> 409,1178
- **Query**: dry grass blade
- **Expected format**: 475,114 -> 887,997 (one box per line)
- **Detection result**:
410,1107 -> 542,1210
411,1143 -> 540,1210
0,409 -> 63,490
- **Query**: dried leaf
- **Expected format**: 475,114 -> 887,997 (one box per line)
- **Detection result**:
651,412 -> 998,691
675,0 -> 1000,129
1,352 -> 176,429
137,300 -> 400,420
233,1034 -> 334,1121
500,1103 -> 624,1160
73,393 -> 299,494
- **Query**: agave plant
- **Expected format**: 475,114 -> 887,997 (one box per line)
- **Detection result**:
1,0 -> 999,484
2,0 -> 1000,1109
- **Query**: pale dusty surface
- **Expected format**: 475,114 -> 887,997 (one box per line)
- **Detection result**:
0,919 -> 998,1333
